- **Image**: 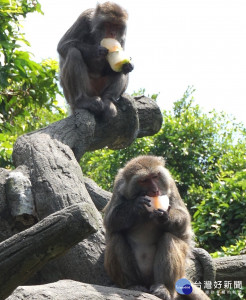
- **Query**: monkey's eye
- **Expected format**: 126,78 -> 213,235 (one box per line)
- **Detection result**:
152,173 -> 160,179
104,22 -> 111,28
139,178 -> 148,184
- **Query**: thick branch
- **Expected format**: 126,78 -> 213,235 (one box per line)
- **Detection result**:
214,255 -> 246,285
7,280 -> 160,300
84,177 -> 111,211
13,94 -> 162,164
0,203 -> 99,300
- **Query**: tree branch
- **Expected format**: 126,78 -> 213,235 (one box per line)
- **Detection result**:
0,203 -> 99,300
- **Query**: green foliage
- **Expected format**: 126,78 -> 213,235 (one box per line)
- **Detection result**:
210,287 -> 246,300
211,238 -> 246,258
0,0 -> 66,168
152,87 -> 245,204
192,169 -> 246,251
81,136 -> 154,191
131,88 -> 159,101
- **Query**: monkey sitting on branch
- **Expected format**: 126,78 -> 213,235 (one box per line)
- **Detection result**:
103,156 -> 210,300
57,2 -> 134,117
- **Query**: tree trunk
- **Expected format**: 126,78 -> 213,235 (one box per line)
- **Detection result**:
0,204 -> 99,300
214,255 -> 246,285
6,280 -> 161,300
0,95 -> 163,292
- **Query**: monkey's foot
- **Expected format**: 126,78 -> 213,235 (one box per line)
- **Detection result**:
150,284 -> 172,300
75,96 -> 104,116
128,285 -> 150,293
102,99 -> 117,118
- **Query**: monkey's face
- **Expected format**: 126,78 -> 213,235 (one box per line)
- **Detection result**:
138,173 -> 162,197
93,2 -> 128,46
94,21 -> 126,47
125,166 -> 171,200
103,22 -> 126,41
137,169 -> 170,198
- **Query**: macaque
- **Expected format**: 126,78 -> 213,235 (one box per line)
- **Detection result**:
57,2 -> 134,117
103,156 -> 210,300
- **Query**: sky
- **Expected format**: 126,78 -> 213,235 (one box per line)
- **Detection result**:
23,0 -> 246,124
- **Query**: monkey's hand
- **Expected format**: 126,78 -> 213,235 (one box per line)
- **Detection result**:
151,209 -> 169,224
122,62 -> 134,74
136,196 -> 151,213
96,45 -> 109,57
75,44 -> 108,60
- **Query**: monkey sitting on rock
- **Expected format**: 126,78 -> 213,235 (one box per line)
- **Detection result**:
57,2 -> 134,117
103,155 -> 210,300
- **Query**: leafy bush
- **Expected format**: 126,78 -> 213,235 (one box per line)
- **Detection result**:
152,88 -> 246,206
211,238 -> 246,258
192,169 -> 246,251
0,0 -> 66,168
81,136 -> 154,191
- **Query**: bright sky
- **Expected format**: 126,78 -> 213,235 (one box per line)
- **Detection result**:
23,0 -> 246,124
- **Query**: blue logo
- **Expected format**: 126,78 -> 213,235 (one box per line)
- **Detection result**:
175,278 -> 192,295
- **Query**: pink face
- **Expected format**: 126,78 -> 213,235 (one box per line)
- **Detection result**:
138,173 -> 161,197
104,22 -> 125,40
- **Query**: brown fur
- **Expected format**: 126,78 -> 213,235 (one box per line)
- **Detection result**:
95,2 -> 128,24
120,155 -> 165,181
57,2 -> 133,117
104,155 -> 210,300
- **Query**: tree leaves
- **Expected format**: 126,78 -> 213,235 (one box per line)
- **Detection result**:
0,0 -> 66,168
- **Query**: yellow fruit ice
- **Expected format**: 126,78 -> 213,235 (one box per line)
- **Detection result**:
153,195 -> 170,210
100,38 -> 122,52
152,196 -> 161,209
100,38 -> 131,72
145,195 -> 170,212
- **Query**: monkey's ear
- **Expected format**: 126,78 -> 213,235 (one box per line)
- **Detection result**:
95,3 -> 102,12
115,168 -> 125,182
157,156 -> 165,166
117,168 -> 124,176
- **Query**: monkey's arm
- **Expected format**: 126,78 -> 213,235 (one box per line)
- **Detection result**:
57,10 -> 97,58
104,196 -> 149,233
102,72 -> 129,102
162,182 -> 192,239
153,201 -> 191,240
167,205 -> 191,233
